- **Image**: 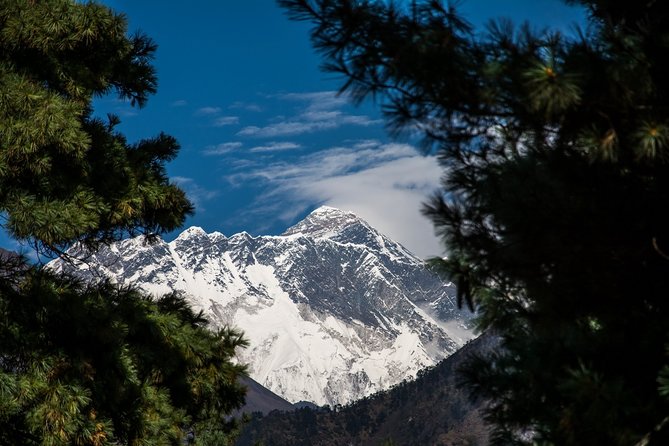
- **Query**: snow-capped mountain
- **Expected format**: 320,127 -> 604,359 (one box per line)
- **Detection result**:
50,206 -> 472,406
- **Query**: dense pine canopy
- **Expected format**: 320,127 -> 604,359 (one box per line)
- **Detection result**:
279,0 -> 669,444
0,1 -> 247,445
0,0 -> 194,256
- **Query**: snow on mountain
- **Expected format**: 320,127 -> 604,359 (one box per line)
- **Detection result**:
49,206 -> 472,406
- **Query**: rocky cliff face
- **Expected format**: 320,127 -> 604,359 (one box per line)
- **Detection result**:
50,206 -> 472,406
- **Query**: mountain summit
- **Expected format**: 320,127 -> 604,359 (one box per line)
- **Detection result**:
51,207 -> 472,406
283,206 -> 417,264
283,206 -> 358,235
283,206 -> 374,239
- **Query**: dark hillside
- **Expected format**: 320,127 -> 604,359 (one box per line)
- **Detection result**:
236,376 -> 297,415
236,333 -> 496,446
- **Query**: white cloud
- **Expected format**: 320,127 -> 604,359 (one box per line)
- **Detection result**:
202,142 -> 243,156
171,177 -> 219,212
277,91 -> 349,111
229,101 -> 263,112
213,116 -> 240,126
196,106 -> 222,115
229,142 -> 445,258
352,139 -> 382,149
237,112 -> 379,138
116,109 -> 138,117
237,90 -> 381,138
248,142 -> 301,153
238,121 -> 336,137
194,108 -> 240,127
301,110 -> 341,121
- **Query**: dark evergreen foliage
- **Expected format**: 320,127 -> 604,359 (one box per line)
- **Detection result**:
278,0 -> 669,444
0,273 -> 248,445
0,0 -> 194,256
0,1 -> 247,444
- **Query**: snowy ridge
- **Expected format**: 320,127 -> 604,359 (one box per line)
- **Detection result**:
283,206 -> 419,265
50,206 -> 472,406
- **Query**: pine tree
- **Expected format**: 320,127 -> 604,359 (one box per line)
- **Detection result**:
0,1 -> 247,444
279,0 -> 669,444
0,0 -> 193,255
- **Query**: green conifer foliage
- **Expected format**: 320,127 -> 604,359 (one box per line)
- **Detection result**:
0,1 -> 247,444
279,0 -> 669,444
0,0 -> 193,255
0,271 -> 248,445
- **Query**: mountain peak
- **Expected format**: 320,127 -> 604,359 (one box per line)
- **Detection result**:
311,205 -> 349,216
282,206 -> 370,239
307,205 -> 358,222
174,226 -> 209,241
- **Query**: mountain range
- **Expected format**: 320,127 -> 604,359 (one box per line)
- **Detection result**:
50,206 -> 473,406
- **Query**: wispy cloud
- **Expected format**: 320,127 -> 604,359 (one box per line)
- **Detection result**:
171,177 -> 219,212
116,109 -> 138,117
213,116 -> 240,127
237,113 -> 379,137
171,100 -> 188,107
227,142 -> 444,258
248,142 -> 301,153
194,106 -> 239,127
227,158 -> 258,171
203,142 -> 243,156
230,101 -> 263,112
277,91 -> 349,111
196,106 -> 222,115
238,121 -> 335,137
237,90 -> 381,138
203,141 -> 301,156
352,139 -> 382,150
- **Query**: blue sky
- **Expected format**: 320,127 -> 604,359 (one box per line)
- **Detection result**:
7,0 -> 586,260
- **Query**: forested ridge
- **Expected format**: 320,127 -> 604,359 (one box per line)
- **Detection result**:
237,333 -> 496,446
